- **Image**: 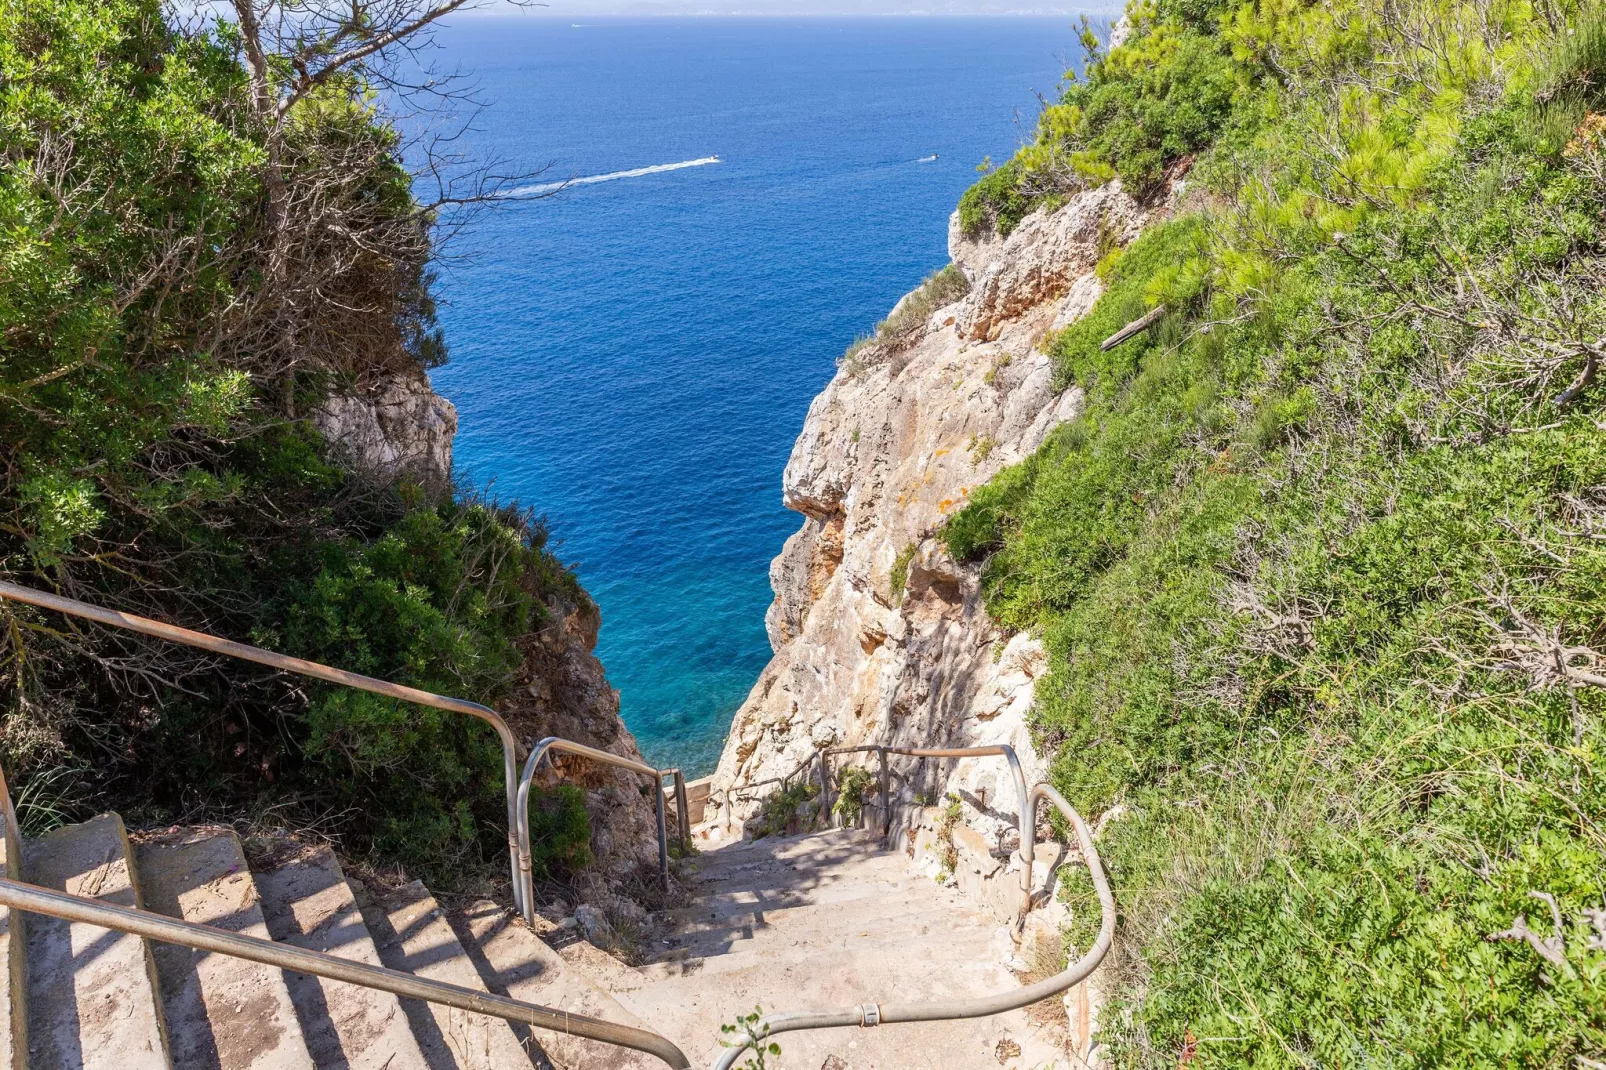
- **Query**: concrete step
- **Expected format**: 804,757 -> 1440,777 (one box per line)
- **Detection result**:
252,846 -> 428,1070
358,881 -> 536,1070
0,799 -> 24,1070
24,813 -> 170,1070
667,869 -> 931,934
638,901 -> 1001,981
448,899 -> 659,1070
618,916 -> 1047,1068
134,829 -> 314,1070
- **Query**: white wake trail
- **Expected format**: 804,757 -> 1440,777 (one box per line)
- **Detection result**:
502,156 -> 721,198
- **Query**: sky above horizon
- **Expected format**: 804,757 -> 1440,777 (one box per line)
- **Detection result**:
465,1 -> 1120,15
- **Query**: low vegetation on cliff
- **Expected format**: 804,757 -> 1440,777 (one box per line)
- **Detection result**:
950,0 -> 1606,1062
0,0 -> 588,888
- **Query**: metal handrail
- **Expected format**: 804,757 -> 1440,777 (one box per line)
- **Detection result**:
516,736 -> 690,924
0,876 -> 691,1068
0,580 -> 533,920
824,744 -> 1033,899
710,781 -> 1114,1070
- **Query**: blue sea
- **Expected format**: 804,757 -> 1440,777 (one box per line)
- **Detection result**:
424,17 -> 1082,775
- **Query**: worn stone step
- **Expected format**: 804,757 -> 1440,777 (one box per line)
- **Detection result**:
640,901 -> 999,980
668,871 -> 925,934
358,881 -> 536,1070
252,846 -> 428,1070
448,899 -> 661,1070
24,812 -> 170,1070
135,829 -> 314,1070
616,918 -> 1039,1069
0,793 -> 25,1070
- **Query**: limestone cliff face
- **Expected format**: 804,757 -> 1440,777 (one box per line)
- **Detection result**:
506,589 -> 661,881
314,373 -> 459,487
708,182 -> 1150,853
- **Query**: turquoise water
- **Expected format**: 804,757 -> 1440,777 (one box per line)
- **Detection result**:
427,17 -> 1079,774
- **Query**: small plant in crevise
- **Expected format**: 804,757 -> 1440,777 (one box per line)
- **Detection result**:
719,1006 -> 781,1069
753,779 -> 819,839
832,765 -> 877,826
838,264 -> 971,377
890,543 -> 917,601
938,792 -> 962,870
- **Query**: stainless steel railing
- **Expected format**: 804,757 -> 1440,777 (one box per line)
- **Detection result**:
0,584 -> 693,935
0,580 -> 534,921
711,776 -> 1114,1069
516,736 -> 691,924
0,754 -> 691,1068
824,744 -> 1034,899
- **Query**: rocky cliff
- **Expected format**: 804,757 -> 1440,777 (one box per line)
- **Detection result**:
314,373 -> 460,488
706,181 -> 1152,854
319,373 -> 660,883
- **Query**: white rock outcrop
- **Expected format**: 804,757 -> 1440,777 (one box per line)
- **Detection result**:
314,374 -> 458,486
706,182 -> 1153,854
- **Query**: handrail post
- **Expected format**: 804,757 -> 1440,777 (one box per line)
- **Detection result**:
502,747 -> 525,921
878,746 -> 890,840
1001,747 -> 1032,900
653,777 -> 670,886
670,769 -> 690,851
516,739 -> 555,924
817,750 -> 833,827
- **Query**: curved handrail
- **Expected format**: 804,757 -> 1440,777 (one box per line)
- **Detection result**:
710,782 -> 1114,1069
824,744 -> 1033,897
0,580 -> 532,919
516,736 -> 690,924
0,876 -> 691,1068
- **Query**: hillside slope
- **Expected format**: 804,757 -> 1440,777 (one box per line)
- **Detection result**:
713,0 -> 1606,1064
945,0 -> 1606,1063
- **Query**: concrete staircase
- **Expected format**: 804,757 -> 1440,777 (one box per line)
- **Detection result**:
0,815 -> 1079,1069
0,813 -> 655,1070
604,828 -> 1075,1070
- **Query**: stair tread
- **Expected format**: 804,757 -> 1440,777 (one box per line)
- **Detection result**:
253,846 -> 428,1070
449,899 -> 659,1070
627,830 -> 1070,1068
24,813 -> 169,1070
359,881 -> 534,1070
135,829 -> 314,1070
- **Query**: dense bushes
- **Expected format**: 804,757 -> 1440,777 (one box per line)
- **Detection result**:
0,0 -> 588,889
957,158 -> 1034,237
948,1 -> 1606,1063
958,4 -> 1244,235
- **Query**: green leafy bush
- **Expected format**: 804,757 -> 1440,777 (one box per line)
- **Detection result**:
831,765 -> 877,826
958,158 -> 1033,237
0,0 -> 593,889
752,779 -> 819,839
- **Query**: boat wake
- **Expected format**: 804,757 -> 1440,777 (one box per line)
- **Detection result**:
502,156 -> 722,198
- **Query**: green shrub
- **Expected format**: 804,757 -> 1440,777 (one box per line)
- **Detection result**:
832,765 -> 877,825
958,159 -> 1032,237
889,543 -> 918,599
752,779 -> 819,839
